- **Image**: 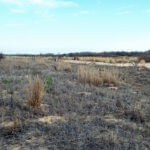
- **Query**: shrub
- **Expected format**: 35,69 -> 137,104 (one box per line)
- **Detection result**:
44,76 -> 53,93
28,76 -> 44,108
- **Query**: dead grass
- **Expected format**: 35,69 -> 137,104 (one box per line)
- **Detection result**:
35,57 -> 49,67
78,66 -> 120,86
56,61 -> 72,72
100,68 -> 120,85
139,59 -> 146,65
28,76 -> 44,108
77,66 -> 101,86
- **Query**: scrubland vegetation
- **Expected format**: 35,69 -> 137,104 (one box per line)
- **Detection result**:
0,56 -> 150,149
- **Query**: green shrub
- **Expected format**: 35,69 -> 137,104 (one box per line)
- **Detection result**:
44,76 -> 53,93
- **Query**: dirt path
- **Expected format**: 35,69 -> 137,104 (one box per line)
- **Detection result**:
65,60 -> 150,68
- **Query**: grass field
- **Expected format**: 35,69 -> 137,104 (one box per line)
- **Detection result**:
0,56 -> 150,149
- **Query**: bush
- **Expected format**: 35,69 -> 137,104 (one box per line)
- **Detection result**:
28,76 -> 44,108
44,76 -> 53,93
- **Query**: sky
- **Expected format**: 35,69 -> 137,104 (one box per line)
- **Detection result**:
0,0 -> 150,54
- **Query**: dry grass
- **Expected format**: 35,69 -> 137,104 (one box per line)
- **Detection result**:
78,66 -> 120,86
56,61 -> 72,72
28,76 -> 44,108
77,66 -> 101,86
35,57 -> 49,67
100,68 -> 120,85
0,56 -> 150,149
139,59 -> 146,65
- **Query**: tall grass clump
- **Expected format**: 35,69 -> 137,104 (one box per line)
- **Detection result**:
78,66 -> 120,86
100,68 -> 120,85
56,61 -> 71,72
28,76 -> 44,108
77,66 -> 101,86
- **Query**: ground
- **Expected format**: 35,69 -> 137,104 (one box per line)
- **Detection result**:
0,56 -> 150,150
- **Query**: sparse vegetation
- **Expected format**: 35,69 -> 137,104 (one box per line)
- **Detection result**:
31,67 -> 42,76
0,56 -> 150,149
56,61 -> 72,72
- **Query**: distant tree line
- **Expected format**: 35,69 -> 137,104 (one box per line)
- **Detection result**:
1,50 -> 150,62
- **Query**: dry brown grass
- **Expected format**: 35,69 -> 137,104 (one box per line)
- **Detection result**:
139,59 -> 146,65
28,76 -> 44,108
35,57 -> 49,67
100,68 -> 120,85
77,66 -> 101,86
56,61 -> 72,72
78,66 -> 120,86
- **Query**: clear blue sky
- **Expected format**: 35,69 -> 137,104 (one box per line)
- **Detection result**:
0,0 -> 150,54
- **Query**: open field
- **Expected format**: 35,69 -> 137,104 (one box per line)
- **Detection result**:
0,56 -> 150,149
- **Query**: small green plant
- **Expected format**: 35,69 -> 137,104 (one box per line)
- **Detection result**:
44,76 -> 53,93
